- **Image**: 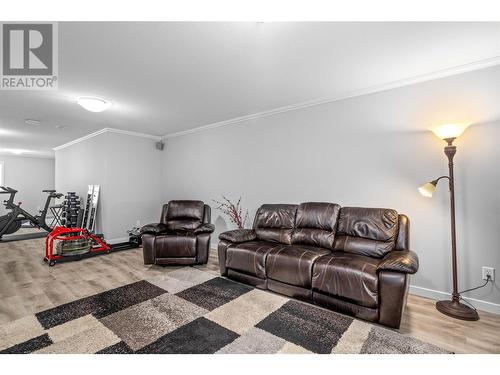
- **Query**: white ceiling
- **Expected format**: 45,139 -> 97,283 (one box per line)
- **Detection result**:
0,22 -> 499,157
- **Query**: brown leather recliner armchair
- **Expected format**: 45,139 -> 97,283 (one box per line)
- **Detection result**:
218,202 -> 419,329
141,200 -> 214,266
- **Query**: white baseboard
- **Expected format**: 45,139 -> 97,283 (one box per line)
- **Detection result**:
409,285 -> 500,315
106,236 -> 129,245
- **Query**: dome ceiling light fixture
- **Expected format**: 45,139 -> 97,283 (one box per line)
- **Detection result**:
77,96 -> 112,113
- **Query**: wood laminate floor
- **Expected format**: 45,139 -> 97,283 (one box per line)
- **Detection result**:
0,238 -> 499,354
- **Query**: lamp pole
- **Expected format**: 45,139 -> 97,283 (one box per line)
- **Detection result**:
445,139 -> 459,302
435,138 -> 479,320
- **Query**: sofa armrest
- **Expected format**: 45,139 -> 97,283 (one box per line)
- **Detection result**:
194,223 -> 215,234
140,223 -> 168,235
378,250 -> 419,274
219,229 -> 257,243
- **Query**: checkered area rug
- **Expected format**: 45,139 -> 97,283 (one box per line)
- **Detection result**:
0,267 -> 449,354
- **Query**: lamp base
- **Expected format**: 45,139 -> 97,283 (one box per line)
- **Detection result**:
436,299 -> 479,321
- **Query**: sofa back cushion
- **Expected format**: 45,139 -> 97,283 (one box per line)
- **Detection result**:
164,200 -> 204,231
334,207 -> 399,258
291,202 -> 340,250
253,204 -> 297,244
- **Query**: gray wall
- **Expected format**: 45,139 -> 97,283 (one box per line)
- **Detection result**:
162,66 -> 500,310
55,132 -> 163,242
0,155 -> 55,216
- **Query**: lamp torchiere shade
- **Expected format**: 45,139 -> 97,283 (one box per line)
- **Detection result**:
431,123 -> 468,140
418,123 -> 478,321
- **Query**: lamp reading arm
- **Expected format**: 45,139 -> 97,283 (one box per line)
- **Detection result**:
432,175 -> 451,189
418,175 -> 450,198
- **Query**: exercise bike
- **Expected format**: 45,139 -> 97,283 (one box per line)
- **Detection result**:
0,186 -> 63,240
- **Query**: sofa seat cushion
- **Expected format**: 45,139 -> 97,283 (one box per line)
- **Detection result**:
155,233 -> 197,258
266,245 -> 331,288
226,241 -> 282,279
312,252 -> 380,308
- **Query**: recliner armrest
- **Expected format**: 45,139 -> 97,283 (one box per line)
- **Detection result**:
194,223 -> 215,234
140,223 -> 168,235
377,250 -> 419,274
219,229 -> 257,243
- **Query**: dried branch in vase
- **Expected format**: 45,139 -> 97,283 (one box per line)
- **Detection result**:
212,195 -> 250,229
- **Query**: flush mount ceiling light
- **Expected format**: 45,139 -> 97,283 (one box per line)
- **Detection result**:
77,97 -> 112,113
24,119 -> 41,126
9,149 -> 27,155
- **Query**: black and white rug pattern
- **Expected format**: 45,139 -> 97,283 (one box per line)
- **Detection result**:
0,267 -> 449,354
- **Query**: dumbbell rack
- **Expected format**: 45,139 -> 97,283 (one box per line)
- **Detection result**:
60,192 -> 81,228
56,192 -> 87,257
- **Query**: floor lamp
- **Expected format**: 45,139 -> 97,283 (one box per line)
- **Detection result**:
418,124 -> 479,321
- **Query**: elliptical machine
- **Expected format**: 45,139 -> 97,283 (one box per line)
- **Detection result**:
0,186 -> 63,240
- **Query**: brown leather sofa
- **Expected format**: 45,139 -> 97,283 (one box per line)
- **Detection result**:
141,200 -> 215,266
218,202 -> 418,328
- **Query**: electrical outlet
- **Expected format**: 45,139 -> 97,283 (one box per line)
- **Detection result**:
136,220 -> 141,227
482,267 -> 495,281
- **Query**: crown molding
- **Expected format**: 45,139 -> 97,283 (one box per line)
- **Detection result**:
0,151 -> 54,159
164,56 -> 500,139
53,127 -> 162,151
